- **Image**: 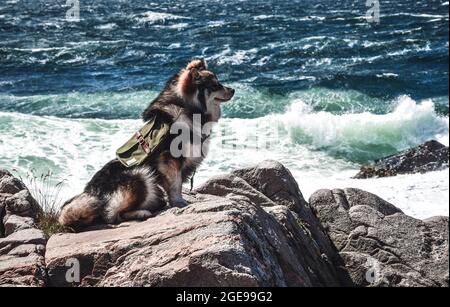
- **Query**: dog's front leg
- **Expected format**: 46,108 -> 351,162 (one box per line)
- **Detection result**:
168,168 -> 188,208
157,154 -> 188,208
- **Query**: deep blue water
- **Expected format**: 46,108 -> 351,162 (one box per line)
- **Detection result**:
0,0 -> 448,119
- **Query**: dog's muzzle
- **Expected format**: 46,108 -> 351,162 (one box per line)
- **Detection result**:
216,87 -> 235,102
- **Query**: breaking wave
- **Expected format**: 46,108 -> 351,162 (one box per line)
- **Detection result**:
271,96 -> 449,162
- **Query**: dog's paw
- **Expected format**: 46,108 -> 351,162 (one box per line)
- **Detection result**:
120,210 -> 153,222
137,210 -> 154,220
170,197 -> 189,208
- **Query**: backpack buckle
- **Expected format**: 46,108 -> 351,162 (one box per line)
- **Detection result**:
135,132 -> 151,154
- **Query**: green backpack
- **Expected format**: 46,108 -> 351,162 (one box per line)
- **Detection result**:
116,115 -> 170,167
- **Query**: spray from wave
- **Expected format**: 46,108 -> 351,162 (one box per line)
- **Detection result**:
213,95 -> 449,163
275,95 -> 449,162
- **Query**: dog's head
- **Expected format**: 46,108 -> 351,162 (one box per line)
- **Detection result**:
177,59 -> 235,116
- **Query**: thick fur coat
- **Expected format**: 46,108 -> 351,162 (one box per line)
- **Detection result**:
59,59 -> 235,230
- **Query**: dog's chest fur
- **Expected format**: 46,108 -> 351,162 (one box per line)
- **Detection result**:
175,113 -> 211,173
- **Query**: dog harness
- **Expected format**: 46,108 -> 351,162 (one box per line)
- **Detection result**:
116,114 -> 171,167
116,113 -> 211,191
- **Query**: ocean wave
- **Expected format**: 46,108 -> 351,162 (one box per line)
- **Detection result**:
153,22 -> 190,30
216,93 -> 449,164
202,90 -> 448,163
95,23 -> 118,30
210,47 -> 258,66
269,96 -> 449,162
297,16 -> 326,21
376,73 -> 399,78
0,90 -> 157,119
2,84 -> 448,122
387,43 -> 431,57
253,14 -> 287,20
10,46 -> 66,53
382,13 -> 449,19
133,11 -> 190,24
223,86 -> 403,119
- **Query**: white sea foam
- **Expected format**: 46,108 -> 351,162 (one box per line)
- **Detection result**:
387,43 -> 431,57
384,13 -> 448,19
167,43 -> 181,49
376,73 -> 399,78
212,48 -> 258,65
95,23 -> 118,30
253,14 -> 289,21
134,11 -> 189,24
62,55 -> 88,64
0,112 -> 141,202
293,168 -> 450,219
155,22 -> 190,30
207,20 -> 227,27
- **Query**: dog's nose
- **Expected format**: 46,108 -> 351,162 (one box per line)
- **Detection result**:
230,88 -> 235,96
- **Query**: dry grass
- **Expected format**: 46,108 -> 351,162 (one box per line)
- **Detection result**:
14,169 -> 73,238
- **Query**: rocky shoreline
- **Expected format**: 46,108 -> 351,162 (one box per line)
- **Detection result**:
354,140 -> 449,179
1,156 -> 448,287
0,169 -> 46,286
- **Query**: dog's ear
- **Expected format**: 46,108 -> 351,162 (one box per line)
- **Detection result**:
178,68 -> 198,96
186,59 -> 208,71
190,68 -> 201,81
177,60 -> 207,96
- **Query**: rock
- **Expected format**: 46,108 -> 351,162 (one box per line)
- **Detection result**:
4,215 -> 36,237
0,170 -> 41,233
309,188 -> 449,287
3,162 -> 448,287
0,170 -> 27,195
0,193 -> 7,237
197,163 -> 351,286
45,161 -> 351,287
0,170 -> 47,287
230,160 -> 308,213
0,228 -> 47,250
4,190 -> 41,220
354,140 -> 449,179
0,228 -> 47,287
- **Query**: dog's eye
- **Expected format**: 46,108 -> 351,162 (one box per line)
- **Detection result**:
209,82 -> 221,91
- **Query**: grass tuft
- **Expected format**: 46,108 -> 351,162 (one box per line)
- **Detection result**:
13,169 -> 73,238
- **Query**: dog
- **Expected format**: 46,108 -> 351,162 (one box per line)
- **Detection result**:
58,59 -> 235,230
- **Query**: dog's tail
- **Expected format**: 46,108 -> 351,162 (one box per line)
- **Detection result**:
58,193 -> 103,230
102,167 -> 164,223
58,166 -> 164,230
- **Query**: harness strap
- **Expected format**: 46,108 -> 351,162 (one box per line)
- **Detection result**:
135,131 -> 151,154
190,170 -> 196,192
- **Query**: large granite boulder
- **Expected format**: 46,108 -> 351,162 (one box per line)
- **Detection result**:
354,140 -> 449,179
45,161 -> 351,287
309,188 -> 449,287
0,170 -> 47,287
2,161 -> 448,287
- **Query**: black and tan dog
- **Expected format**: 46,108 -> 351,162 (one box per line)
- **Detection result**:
59,59 -> 234,230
